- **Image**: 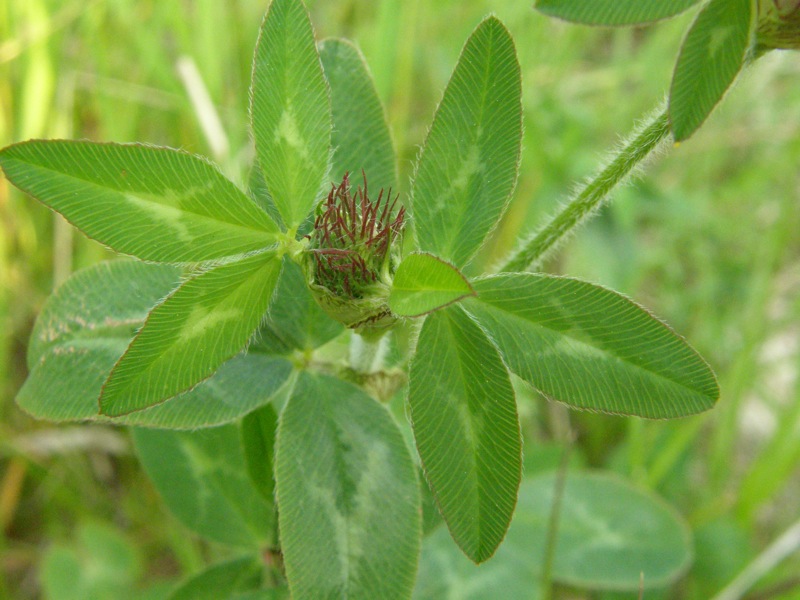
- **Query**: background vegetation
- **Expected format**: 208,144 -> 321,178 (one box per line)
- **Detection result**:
1,0 -> 798,597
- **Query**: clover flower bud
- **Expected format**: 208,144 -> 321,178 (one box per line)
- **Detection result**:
758,0 -> 800,50
306,172 -> 405,335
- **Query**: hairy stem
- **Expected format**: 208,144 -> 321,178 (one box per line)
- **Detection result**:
500,107 -> 671,273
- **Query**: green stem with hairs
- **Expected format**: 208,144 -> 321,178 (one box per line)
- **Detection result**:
501,107 -> 671,273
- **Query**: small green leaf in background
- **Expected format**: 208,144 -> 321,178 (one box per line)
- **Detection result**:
251,0 -> 331,228
411,16 -> 521,268
100,253 -> 282,416
19,260 -> 294,428
522,472 -> 693,589
414,472 -> 692,597
241,403 -> 280,504
535,0 -> 701,26
669,0 -> 754,141
409,306 -> 521,563
252,258 -> 343,354
275,372 -> 421,599
168,556 -> 264,600
388,253 -> 475,317
40,521 -> 143,600
465,274 -> 719,418
133,424 -> 273,548
319,38 -> 397,193
0,141 -> 278,262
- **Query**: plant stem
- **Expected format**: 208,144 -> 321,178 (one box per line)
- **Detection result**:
500,107 -> 671,273
349,332 -> 389,374
540,405 -> 574,600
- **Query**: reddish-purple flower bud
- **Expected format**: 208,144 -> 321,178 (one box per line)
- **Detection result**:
305,172 -> 405,333
758,0 -> 800,50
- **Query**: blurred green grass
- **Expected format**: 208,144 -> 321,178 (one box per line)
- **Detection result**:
1,0 -> 799,598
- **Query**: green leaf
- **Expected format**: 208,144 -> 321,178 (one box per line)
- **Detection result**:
168,556 -> 264,600
100,253 -> 283,416
41,522 -> 141,600
241,403 -> 279,503
251,0 -> 331,228
319,38 -> 397,193
0,140 -> 278,262
248,158 -> 285,231
27,260 -> 182,369
133,424 -> 273,547
20,260 -> 295,428
409,305 -> 521,563
411,16 -> 522,268
275,372 -> 421,599
521,472 -> 693,589
21,340 -> 293,428
251,257 -> 343,354
464,274 -> 719,418
388,252 -> 475,317
414,525 -> 540,600
535,0 -> 701,26
414,472 -> 693,595
669,0 -> 754,141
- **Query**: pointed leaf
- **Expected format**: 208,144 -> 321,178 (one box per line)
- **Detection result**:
133,424 -> 273,547
0,140 -> 278,262
464,274 -> 719,418
100,253 -> 283,416
319,38 -> 397,193
535,0 -> 702,26
388,252 -> 475,317
409,305 -> 521,563
19,259 -> 294,428
411,16 -> 522,267
275,373 -> 421,599
251,0 -> 331,228
669,0 -> 754,141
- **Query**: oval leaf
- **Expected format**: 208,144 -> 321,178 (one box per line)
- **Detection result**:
669,0 -> 754,141
0,140 -> 278,262
251,0 -> 331,228
389,253 -> 475,317
20,260 -> 294,428
275,372 -> 421,599
100,253 -> 283,416
415,472 -> 692,595
535,0 -> 702,26
522,472 -> 693,589
320,38 -> 397,193
464,274 -> 719,419
411,16 -> 522,268
133,425 -> 272,548
409,306 -> 521,563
